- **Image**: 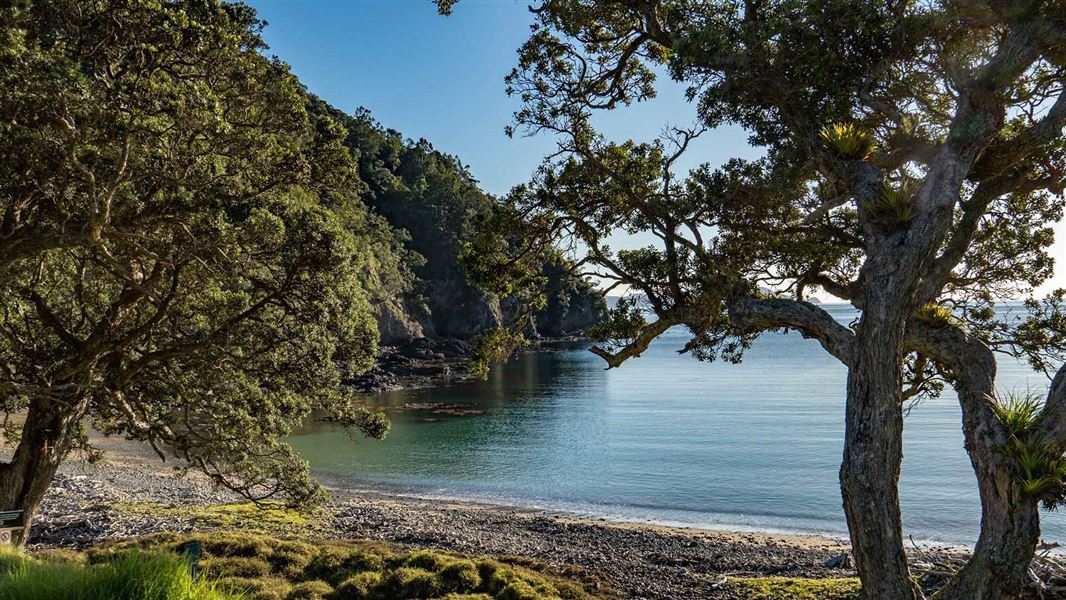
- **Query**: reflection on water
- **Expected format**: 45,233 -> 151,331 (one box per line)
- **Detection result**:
289,303 -> 1064,545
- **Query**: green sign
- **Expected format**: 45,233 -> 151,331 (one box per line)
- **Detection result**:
0,510 -> 24,529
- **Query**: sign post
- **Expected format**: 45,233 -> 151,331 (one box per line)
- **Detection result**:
0,509 -> 25,545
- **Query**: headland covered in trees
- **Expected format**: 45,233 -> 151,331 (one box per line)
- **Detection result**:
3,1 -> 1066,600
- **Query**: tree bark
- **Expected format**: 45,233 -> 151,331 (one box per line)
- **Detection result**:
910,325 -> 1040,600
0,393 -> 88,546
841,297 -> 920,600
935,466 -> 1039,600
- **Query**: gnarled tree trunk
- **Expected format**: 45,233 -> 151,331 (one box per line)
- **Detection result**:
841,295 -> 920,600
923,330 -> 1040,600
0,393 -> 88,546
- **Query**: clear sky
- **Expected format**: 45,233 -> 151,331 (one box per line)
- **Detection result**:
246,0 -> 1066,297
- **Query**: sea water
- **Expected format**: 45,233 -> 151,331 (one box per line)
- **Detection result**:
289,302 -> 1065,545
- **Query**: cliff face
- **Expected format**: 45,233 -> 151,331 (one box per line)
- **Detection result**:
532,259 -> 608,338
311,100 -> 604,344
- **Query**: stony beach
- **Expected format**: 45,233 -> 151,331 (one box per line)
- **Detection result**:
31,450 -> 854,600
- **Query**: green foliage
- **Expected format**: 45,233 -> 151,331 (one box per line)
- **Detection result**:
311,101 -> 604,343
914,303 -> 954,328
468,329 -> 528,379
115,502 -> 319,539
202,557 -> 273,579
379,566 -> 441,599
86,532 -> 609,600
0,547 -> 239,600
335,571 -> 382,599
0,0 -> 404,509
994,393 -> 1066,507
218,577 -> 291,600
286,581 -> 333,600
729,576 -> 862,600
819,124 -> 877,160
994,393 -> 1045,437
588,297 -> 648,346
438,561 -> 483,594
864,178 -> 917,225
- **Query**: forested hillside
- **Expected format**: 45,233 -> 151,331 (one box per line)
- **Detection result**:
310,100 -> 606,343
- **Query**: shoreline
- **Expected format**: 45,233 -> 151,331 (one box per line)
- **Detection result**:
31,444 -> 858,599
320,481 -> 851,552
28,436 -> 1065,598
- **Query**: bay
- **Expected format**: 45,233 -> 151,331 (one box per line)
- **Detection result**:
289,302 -> 1065,545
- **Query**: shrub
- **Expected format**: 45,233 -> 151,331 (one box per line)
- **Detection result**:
271,548 -> 316,579
730,576 -> 862,600
67,532 -> 612,600
477,560 -> 512,595
380,566 -> 440,599
286,580 -> 333,600
194,532 -> 276,559
304,546 -> 385,586
405,550 -> 454,571
334,571 -> 383,599
438,560 -> 482,593
498,580 -> 542,600
218,576 -> 293,600
202,556 -> 273,579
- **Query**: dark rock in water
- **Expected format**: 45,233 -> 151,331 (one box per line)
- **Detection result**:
343,339 -> 475,394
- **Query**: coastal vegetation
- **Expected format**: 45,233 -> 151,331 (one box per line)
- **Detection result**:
0,0 -> 394,541
0,532 -> 614,600
0,545 -> 236,600
1,0 -> 1064,599
0,0 -> 603,548
441,0 -> 1066,598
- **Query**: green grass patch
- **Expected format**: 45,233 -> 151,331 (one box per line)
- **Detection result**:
115,501 -> 319,537
84,532 -> 613,600
0,544 -> 238,600
730,576 -> 862,600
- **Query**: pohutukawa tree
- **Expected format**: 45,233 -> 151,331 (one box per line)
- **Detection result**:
0,0 -> 393,544
443,1 -> 1066,598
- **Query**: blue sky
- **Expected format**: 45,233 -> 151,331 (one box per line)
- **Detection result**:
246,0 -> 754,195
246,0 -> 1065,296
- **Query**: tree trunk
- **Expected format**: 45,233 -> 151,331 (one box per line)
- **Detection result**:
0,394 -> 87,546
841,284 -> 919,600
841,332 -> 920,600
935,369 -> 1039,600
935,478 -> 1038,600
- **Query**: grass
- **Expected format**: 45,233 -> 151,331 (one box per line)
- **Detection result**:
729,576 -> 862,600
0,544 -> 238,600
82,532 -> 612,600
2,523 -> 865,600
115,501 -> 319,538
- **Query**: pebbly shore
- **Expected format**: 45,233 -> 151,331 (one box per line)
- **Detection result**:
31,456 -> 854,600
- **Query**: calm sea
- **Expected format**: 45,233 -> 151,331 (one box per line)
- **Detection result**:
289,302 -> 1065,545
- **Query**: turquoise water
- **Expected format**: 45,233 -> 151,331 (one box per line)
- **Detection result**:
289,302 -> 1065,545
